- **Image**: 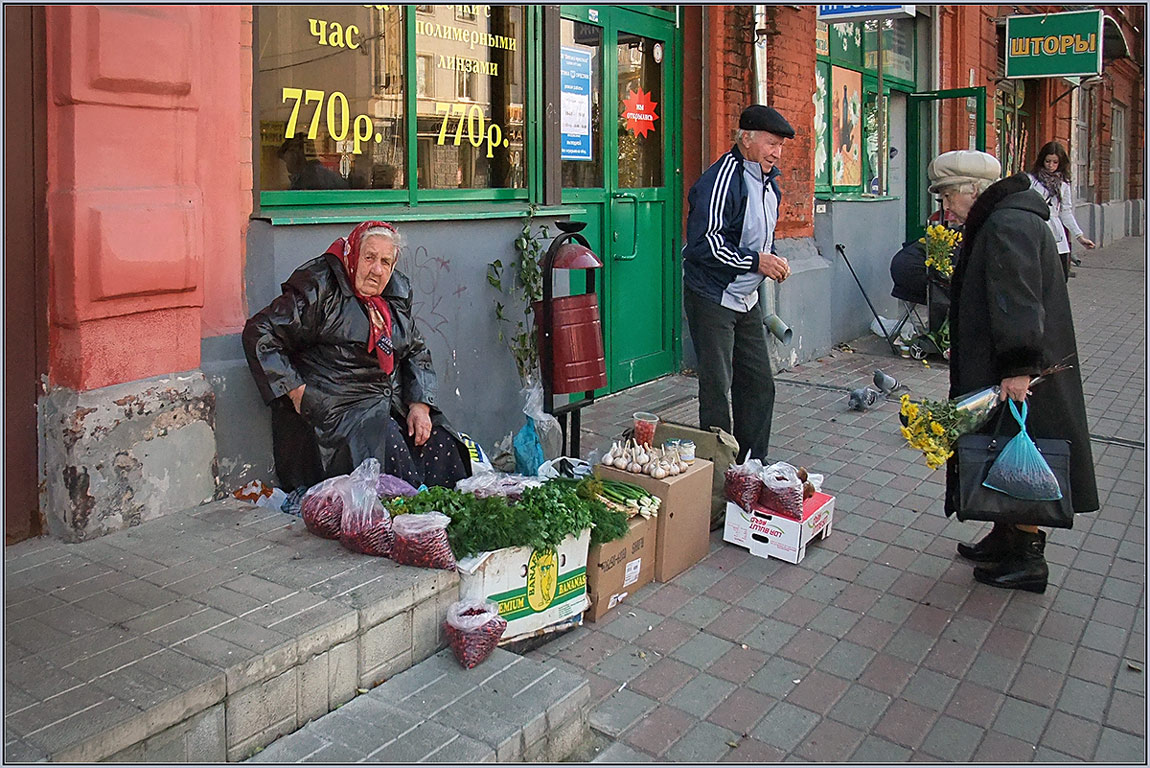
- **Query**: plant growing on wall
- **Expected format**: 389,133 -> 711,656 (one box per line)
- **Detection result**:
487,204 -> 549,383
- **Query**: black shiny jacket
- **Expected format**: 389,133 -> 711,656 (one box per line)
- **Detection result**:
243,253 -> 442,424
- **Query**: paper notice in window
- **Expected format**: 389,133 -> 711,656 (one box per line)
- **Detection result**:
623,558 -> 642,587
560,46 -> 593,161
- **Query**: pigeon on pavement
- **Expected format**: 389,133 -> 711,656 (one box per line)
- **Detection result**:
847,387 -> 882,411
873,368 -> 907,395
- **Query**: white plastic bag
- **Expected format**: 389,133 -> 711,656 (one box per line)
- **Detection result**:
301,459 -> 382,540
522,379 -> 562,461
455,471 -> 542,499
444,599 -> 507,669
391,511 -> 456,570
759,461 -> 804,518
337,459 -> 394,556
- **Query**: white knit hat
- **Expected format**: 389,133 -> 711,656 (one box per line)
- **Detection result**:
927,150 -> 1002,193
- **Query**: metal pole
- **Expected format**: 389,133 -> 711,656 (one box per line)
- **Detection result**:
876,21 -> 885,195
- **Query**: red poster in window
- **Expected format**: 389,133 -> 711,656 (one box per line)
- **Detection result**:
622,88 -> 659,138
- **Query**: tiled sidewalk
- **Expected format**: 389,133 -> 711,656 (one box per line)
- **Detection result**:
548,237 -> 1147,763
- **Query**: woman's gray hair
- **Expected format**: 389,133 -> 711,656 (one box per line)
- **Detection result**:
361,225 -> 404,252
937,179 -> 994,197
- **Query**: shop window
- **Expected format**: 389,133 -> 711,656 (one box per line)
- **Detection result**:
1109,102 -> 1126,200
256,4 -> 527,203
815,14 -> 914,196
257,5 -> 406,193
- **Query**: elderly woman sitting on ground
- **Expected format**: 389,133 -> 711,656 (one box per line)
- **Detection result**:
243,221 -> 470,491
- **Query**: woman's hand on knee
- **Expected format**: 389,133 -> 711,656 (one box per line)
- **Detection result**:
288,385 -> 306,414
407,402 -> 432,446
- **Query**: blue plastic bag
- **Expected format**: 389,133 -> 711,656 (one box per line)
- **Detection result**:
983,400 -> 1063,501
513,416 -> 546,476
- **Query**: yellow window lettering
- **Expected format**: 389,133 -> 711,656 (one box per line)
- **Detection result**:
328,22 -> 346,48
345,24 -> 360,49
309,18 -> 328,46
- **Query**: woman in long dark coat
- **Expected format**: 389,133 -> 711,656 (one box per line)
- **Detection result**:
928,150 -> 1098,593
243,221 -> 470,491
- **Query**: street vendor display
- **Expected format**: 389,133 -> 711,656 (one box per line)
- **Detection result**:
242,220 -> 470,492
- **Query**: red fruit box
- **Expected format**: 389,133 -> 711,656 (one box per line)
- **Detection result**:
722,492 -> 834,565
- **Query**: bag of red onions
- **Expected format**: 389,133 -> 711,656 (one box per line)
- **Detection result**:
335,459 -> 394,556
390,511 -> 456,570
444,599 -> 507,669
301,458 -> 381,539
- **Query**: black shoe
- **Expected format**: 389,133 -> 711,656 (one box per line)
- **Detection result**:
973,529 -> 1048,593
957,524 -> 1015,562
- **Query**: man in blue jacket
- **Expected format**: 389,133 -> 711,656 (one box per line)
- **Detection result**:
682,105 -> 794,462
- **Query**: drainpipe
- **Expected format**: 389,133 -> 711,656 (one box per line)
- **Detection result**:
752,5 -> 789,343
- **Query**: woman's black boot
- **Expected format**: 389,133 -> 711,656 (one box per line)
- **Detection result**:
957,523 -> 1016,562
973,529 -> 1048,593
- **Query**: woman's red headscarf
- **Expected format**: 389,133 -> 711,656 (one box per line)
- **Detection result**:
325,220 -> 398,374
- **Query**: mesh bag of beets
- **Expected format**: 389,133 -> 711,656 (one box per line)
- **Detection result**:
757,461 -> 805,518
724,458 -> 765,511
444,599 -> 507,669
300,469 -> 358,540
390,511 -> 456,570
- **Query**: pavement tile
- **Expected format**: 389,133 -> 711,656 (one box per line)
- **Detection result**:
1081,620 -> 1130,655
793,717 -> 865,762
992,695 -> 1052,742
973,730 -> 1039,762
674,595 -> 728,629
707,645 -> 767,685
663,719 -> 738,762
771,595 -> 823,627
1041,710 -> 1102,760
637,584 -> 694,617
668,632 -> 733,670
620,704 -> 695,757
590,740 -> 654,763
922,637 -> 977,678
703,573 -> 758,604
598,608 -> 665,644
1106,689 -> 1147,736
705,606 -> 761,642
901,668 -> 960,711
751,700 -> 819,753
588,688 -> 657,739
667,671 -> 736,722
1009,662 -> 1065,708
736,584 -> 791,616
705,687 -> 775,734
851,734 -> 913,762
827,684 -> 891,731
963,651 -> 1021,693
784,668 -> 849,715
777,628 -> 835,666
831,582 -> 881,613
631,617 -> 695,656
1038,610 -> 1087,644
744,655 -> 808,700
1095,726 -> 1148,763
873,698 -> 937,750
719,736 -> 785,762
668,564 -> 726,594
857,652 -> 915,697
943,680 -> 1003,729
591,644 -> 656,683
843,615 -> 897,651
883,627 -> 935,665
1056,677 -> 1110,722
1026,635 -> 1076,674
563,631 -> 626,671
626,657 -> 698,703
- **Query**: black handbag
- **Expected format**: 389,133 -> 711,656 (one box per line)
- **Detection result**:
954,405 -> 1074,528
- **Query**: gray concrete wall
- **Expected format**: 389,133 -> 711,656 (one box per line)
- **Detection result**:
1073,199 -> 1146,246
209,215 -> 566,492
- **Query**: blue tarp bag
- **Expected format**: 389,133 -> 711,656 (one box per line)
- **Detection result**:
513,416 -> 546,476
982,400 -> 1064,501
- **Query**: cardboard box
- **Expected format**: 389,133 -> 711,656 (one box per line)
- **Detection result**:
596,459 -> 713,582
723,492 -> 835,564
456,529 -> 591,642
653,422 -> 740,528
585,514 -> 657,622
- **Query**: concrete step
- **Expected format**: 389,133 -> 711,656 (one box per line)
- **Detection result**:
247,648 -> 591,763
3,499 -> 457,762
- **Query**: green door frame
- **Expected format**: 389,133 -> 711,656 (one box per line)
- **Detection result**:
906,86 -> 987,241
558,5 -> 682,394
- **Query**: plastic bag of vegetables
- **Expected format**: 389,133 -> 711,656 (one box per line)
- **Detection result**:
444,599 -> 507,669
390,511 -> 456,570
337,459 -> 395,556
301,459 -> 380,539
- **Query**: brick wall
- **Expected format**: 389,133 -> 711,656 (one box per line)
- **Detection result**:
762,6 -> 815,240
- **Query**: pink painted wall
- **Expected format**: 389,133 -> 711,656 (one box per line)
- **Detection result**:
45,5 -> 252,391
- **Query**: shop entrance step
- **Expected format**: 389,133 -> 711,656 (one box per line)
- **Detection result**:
247,648 -> 591,763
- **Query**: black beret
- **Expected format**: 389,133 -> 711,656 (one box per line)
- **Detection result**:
739,105 -> 795,139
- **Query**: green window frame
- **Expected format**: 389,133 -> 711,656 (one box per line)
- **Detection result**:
256,5 -> 545,213
815,17 -> 915,197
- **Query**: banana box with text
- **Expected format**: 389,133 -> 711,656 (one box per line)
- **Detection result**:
723,492 -> 834,564
456,529 -> 591,642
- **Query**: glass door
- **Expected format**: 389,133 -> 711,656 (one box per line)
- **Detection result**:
906,87 -> 986,241
559,7 -> 678,392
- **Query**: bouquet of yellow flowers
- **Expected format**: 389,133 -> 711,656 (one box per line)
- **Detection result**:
898,358 -> 1076,469
921,224 -> 961,280
899,391 -> 995,469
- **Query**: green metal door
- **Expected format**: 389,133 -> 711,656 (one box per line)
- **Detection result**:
906,87 -> 987,241
559,6 -> 679,393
